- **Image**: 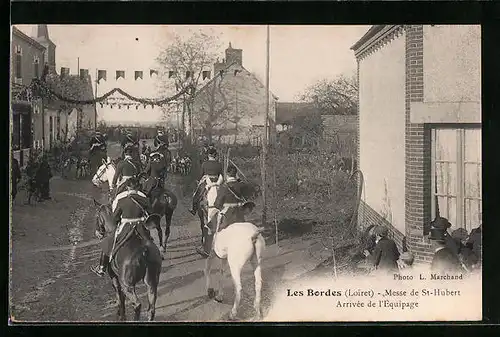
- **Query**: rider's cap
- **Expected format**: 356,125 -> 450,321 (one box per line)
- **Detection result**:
125,177 -> 140,189
227,165 -> 237,177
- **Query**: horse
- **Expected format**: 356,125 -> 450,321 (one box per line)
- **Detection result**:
92,158 -> 176,255
93,200 -> 162,321
203,202 -> 266,320
138,172 -> 178,253
196,176 -> 222,248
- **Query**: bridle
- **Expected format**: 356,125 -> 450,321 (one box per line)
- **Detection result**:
95,161 -> 115,184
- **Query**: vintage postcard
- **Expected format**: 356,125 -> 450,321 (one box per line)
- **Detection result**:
9,24 -> 482,322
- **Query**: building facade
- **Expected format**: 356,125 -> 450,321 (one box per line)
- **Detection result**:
191,43 -> 278,145
352,25 -> 481,263
10,27 -> 46,166
11,25 -> 97,159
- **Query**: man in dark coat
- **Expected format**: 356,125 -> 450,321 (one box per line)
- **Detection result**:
153,129 -> 169,150
429,227 -> 464,273
11,154 -> 22,201
111,146 -> 141,201
36,152 -> 53,200
430,216 -> 461,256
196,164 -> 250,257
464,224 -> 482,269
89,131 -> 107,174
369,225 -> 400,274
143,151 -> 168,205
189,148 -> 223,215
91,177 -> 154,277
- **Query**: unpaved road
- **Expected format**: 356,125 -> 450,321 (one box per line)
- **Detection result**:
9,143 -> 324,322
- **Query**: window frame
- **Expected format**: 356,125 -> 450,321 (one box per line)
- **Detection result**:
15,45 -> 22,79
430,123 -> 482,231
34,55 -> 40,79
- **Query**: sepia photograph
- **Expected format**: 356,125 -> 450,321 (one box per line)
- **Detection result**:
9,24 -> 482,322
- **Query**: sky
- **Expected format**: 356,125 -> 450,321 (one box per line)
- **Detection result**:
15,25 -> 369,103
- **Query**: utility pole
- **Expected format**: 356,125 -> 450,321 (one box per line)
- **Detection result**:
261,25 -> 270,228
94,68 -> 98,130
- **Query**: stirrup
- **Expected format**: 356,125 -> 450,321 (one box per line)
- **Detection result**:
91,265 -> 105,277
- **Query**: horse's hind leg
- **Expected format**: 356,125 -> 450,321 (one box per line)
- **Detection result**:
250,236 -> 265,320
163,210 -> 173,250
227,253 -> 245,320
111,277 -> 126,321
144,268 -> 160,321
122,285 -> 142,321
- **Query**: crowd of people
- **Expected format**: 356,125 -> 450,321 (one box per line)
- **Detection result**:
362,217 -> 482,276
11,149 -> 53,203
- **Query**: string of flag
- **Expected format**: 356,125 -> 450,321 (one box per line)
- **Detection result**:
15,78 -> 194,107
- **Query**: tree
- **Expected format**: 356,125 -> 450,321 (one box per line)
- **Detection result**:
156,29 -> 222,143
299,73 -> 358,116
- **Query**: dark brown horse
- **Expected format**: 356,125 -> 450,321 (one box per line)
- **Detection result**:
93,200 -> 162,321
138,173 -> 178,253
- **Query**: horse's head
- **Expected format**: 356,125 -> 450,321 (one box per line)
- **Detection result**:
93,199 -> 114,236
92,158 -> 115,188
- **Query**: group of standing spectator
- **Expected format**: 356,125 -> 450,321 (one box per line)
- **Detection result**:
363,216 -> 482,275
11,149 -> 53,203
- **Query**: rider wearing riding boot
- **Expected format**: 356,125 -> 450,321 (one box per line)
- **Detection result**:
112,146 -> 141,201
143,151 -> 168,205
91,177 -> 154,277
189,147 -> 223,215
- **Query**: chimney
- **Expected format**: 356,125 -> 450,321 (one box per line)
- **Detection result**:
225,42 -> 243,66
60,67 -> 70,78
79,69 -> 89,80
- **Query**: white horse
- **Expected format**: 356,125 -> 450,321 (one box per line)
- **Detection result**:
202,179 -> 266,320
91,157 -> 116,193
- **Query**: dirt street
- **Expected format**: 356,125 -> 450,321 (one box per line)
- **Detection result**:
9,142 -> 324,322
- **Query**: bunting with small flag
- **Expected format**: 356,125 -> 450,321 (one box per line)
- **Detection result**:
135,71 -> 143,80
234,69 -> 242,76
168,70 -> 176,78
116,70 -> 125,80
186,71 -> 192,79
97,70 -> 107,81
150,69 -> 158,77
202,70 -> 211,80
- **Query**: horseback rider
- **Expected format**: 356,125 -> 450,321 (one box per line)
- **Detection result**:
213,164 -> 249,227
189,147 -> 223,215
197,164 -> 250,257
89,131 -> 107,172
143,151 -> 168,205
200,141 -> 209,164
141,140 -> 151,156
153,129 -> 169,150
90,131 -> 107,154
121,130 -> 139,160
111,146 -> 142,201
91,176 -> 154,277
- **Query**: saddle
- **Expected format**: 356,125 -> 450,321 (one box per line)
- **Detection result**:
109,215 -> 158,261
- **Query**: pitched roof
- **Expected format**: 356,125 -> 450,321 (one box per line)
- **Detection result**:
195,61 -> 278,100
45,73 -> 95,109
350,25 -> 385,51
275,102 -> 317,125
12,26 -> 46,51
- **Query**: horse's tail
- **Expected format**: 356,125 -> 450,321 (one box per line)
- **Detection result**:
251,226 -> 266,262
